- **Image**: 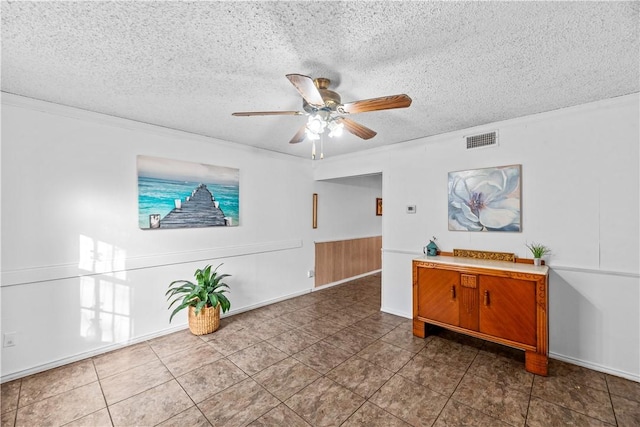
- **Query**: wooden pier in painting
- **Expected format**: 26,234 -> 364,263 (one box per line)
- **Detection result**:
159,184 -> 228,228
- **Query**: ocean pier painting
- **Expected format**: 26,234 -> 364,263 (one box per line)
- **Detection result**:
137,156 -> 239,229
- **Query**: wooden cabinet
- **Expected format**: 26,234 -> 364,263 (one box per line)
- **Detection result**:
413,256 -> 549,376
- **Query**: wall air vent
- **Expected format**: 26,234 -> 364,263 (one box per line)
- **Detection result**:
466,131 -> 498,149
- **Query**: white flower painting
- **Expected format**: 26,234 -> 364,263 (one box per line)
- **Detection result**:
448,165 -> 521,232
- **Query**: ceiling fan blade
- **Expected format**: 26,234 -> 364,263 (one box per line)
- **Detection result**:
286,74 -> 325,107
336,117 -> 377,140
289,123 -> 308,144
232,111 -> 303,116
339,94 -> 412,114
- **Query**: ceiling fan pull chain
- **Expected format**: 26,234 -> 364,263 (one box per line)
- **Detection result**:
312,141 -> 316,160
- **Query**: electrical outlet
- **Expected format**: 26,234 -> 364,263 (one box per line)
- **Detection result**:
3,332 -> 17,348
307,270 -> 315,278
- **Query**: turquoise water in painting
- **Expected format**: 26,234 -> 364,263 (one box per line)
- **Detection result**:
138,176 -> 239,228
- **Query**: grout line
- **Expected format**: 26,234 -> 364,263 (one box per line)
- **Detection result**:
604,375 -> 619,426
91,358 -> 115,427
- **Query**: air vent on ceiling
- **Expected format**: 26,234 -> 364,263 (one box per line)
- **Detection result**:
466,131 -> 498,149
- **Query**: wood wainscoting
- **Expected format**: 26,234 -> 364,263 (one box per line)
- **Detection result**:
314,236 -> 382,287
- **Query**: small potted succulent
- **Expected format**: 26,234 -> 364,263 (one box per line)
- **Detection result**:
166,264 -> 231,335
525,242 -> 551,266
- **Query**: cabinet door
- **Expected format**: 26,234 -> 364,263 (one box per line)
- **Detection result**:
479,275 -> 536,346
417,268 -> 459,326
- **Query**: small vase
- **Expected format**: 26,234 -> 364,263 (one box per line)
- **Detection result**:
533,258 -> 542,266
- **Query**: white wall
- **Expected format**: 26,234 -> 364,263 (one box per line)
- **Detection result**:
314,94 -> 640,380
312,174 -> 382,243
2,93 -> 638,382
0,95 -> 316,380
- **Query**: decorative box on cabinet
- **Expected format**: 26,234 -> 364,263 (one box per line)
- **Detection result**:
412,256 -> 549,376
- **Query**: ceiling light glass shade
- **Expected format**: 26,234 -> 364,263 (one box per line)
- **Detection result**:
305,128 -> 321,140
306,113 -> 328,134
327,120 -> 344,138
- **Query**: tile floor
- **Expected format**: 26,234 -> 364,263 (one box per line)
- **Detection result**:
2,273 -> 639,426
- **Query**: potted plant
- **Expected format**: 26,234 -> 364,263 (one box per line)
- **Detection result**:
166,264 -> 231,335
525,242 -> 551,266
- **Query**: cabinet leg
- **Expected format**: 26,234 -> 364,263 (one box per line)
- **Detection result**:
413,319 -> 427,338
525,351 -> 548,376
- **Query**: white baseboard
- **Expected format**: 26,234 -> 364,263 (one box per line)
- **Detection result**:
549,352 -> 640,382
0,324 -> 186,383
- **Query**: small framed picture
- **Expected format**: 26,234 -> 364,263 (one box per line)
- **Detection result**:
376,198 -> 383,216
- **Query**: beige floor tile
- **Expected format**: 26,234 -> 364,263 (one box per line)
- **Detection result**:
365,312 -> 408,327
532,374 -> 616,424
546,358 -> 608,391
397,352 -> 465,396
327,356 -> 394,398
468,352 -> 534,394
100,359 -> 172,405
357,341 -> 414,372
293,341 -> 353,374
380,325 -> 428,354
322,310 -> 365,327
198,378 -> 279,426
177,358 -> 247,403
418,335 -> 479,370
452,374 -> 530,426
1,411 -> 16,427
285,377 -> 365,426
369,374 -> 448,426
19,359 -> 97,407
296,318 -> 345,339
250,318 -> 294,340
64,408 -> 113,427
433,399 -> 512,427
612,393 -> 640,427
227,341 -> 288,376
324,327 -> 377,354
252,357 -> 321,401
148,329 -> 204,358
1,380 -> 21,415
206,327 -> 263,355
109,380 -> 192,427
268,329 -> 322,355
526,397 -> 613,427
156,406 -> 212,427
15,382 -> 105,426
607,374 -> 640,402
249,404 -> 311,427
276,309 -> 318,327
93,342 -> 158,379
160,341 -> 224,377
341,401 -> 410,427
349,318 -> 397,339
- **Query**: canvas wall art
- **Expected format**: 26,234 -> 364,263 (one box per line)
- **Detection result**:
448,164 -> 521,232
137,155 -> 239,229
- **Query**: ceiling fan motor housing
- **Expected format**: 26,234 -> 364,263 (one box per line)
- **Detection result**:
302,78 -> 342,113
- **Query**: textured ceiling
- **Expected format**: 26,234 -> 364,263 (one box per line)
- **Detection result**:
2,1 -> 638,159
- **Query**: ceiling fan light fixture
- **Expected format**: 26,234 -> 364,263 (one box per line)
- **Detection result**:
327,119 -> 344,138
306,112 -> 328,135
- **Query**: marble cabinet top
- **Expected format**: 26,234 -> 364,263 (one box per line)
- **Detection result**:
413,255 -> 549,275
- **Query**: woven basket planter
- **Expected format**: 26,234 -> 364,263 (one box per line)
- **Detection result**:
188,304 -> 220,335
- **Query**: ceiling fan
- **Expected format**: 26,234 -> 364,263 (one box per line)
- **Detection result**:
232,74 -> 412,146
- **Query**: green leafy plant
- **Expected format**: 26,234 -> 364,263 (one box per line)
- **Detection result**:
166,264 -> 231,323
525,242 -> 551,258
